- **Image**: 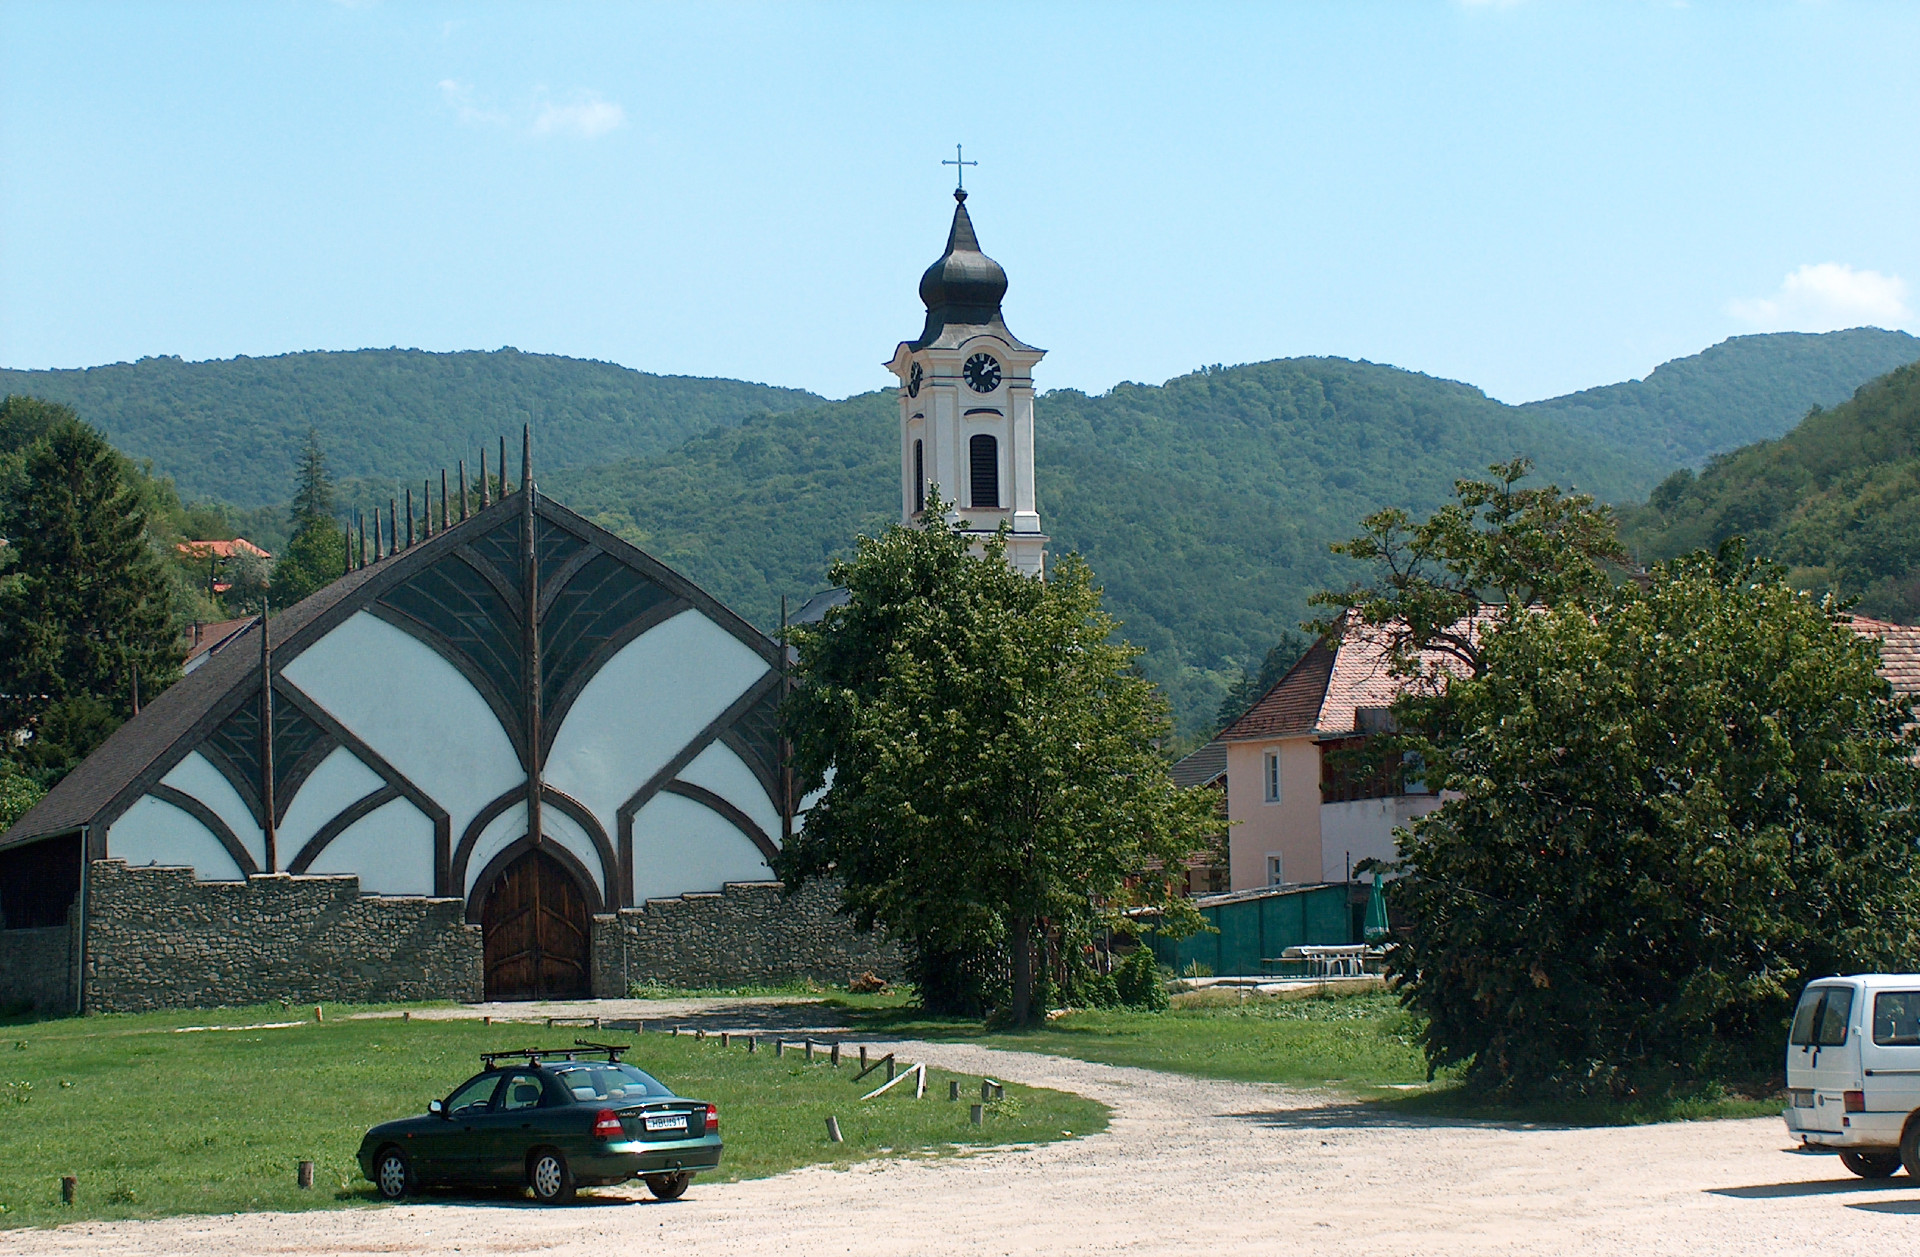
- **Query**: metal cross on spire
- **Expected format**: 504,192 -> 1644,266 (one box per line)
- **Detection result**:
942,143 -> 978,192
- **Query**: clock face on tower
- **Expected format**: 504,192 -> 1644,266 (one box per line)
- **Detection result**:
963,353 -> 1002,393
907,362 -> 923,398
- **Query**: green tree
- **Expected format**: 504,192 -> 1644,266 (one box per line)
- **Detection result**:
0,419 -> 180,783
1310,458 -> 1628,678
1389,546 -> 1920,1099
269,430 -> 346,607
777,496 -> 1216,1025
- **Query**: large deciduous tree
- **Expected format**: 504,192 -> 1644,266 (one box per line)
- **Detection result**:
1389,546 -> 1920,1098
0,416 -> 180,783
777,496 -> 1215,1025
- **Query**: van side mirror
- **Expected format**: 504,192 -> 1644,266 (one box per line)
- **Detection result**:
428,1099 -> 445,1116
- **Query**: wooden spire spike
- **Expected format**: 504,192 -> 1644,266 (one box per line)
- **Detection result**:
459,460 -> 469,522
479,447 -> 489,509
440,469 -> 450,532
522,423 -> 532,493
500,435 -> 509,496
423,479 -> 433,538
357,513 -> 367,568
373,506 -> 383,559
389,499 -> 398,555
406,487 -> 415,548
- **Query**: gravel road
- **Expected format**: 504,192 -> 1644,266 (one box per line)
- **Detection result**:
4,1029 -> 1912,1255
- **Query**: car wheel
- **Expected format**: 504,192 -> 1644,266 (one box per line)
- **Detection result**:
528,1149 -> 576,1204
1901,1122 -> 1920,1179
645,1171 -> 692,1201
373,1148 -> 412,1200
1840,1150 -> 1903,1179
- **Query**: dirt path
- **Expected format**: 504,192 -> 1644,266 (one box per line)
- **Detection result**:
4,1029 -> 1913,1255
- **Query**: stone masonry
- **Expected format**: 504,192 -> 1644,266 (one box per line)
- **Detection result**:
0,916 -> 79,1013
83,860 -> 483,1013
592,879 -> 901,995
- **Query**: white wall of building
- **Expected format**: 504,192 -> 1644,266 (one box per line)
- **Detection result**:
543,608 -> 771,843
108,794 -> 246,881
678,742 -> 780,843
629,791 -> 774,904
305,796 -> 436,895
1317,795 -> 1441,883
282,611 -> 524,847
464,800 -> 527,898
276,746 -> 385,860
160,750 -> 265,871
542,804 -> 609,903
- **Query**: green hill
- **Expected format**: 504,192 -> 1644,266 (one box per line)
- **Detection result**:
1522,329 -> 1918,467
1623,361 -> 1920,622
0,349 -> 820,507
553,356 -> 1672,737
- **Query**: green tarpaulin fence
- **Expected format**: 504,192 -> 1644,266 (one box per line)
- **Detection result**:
1144,883 -> 1355,977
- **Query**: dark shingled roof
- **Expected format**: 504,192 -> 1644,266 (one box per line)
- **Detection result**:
1170,739 -> 1226,789
1851,616 -> 1920,697
1218,639 -> 1338,742
910,190 -> 1038,354
0,559 -> 387,853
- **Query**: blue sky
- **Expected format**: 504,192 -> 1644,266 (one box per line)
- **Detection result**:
3,2 -> 1917,403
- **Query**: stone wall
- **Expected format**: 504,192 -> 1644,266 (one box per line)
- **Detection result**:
593,879 -> 901,995
0,918 -> 78,1013
83,861 -> 482,1013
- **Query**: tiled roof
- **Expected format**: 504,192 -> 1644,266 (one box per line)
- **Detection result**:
177,538 -> 271,560
1171,739 -> 1227,788
183,617 -> 256,669
1849,616 -> 1920,696
1221,611 -> 1487,743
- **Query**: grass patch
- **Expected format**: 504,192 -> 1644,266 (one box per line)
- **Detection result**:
0,1004 -> 1104,1229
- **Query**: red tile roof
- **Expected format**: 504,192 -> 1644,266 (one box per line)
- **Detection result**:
183,617 -> 256,668
1849,616 -> 1920,696
176,538 -> 271,560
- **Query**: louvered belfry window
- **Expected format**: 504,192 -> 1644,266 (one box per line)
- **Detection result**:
969,434 -> 999,509
913,439 -> 925,514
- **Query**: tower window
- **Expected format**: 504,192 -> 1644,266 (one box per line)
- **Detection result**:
969,434 -> 999,509
1264,751 -> 1282,803
913,439 -> 925,514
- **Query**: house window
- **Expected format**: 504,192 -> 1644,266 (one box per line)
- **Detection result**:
1267,854 -> 1285,887
913,439 -> 925,514
1263,751 -> 1281,803
969,434 -> 999,508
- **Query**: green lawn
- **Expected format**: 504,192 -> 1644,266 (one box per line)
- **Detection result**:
0,1005 -> 1105,1229
830,987 -> 1783,1124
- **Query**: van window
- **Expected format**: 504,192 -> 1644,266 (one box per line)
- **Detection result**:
1791,986 -> 1855,1046
1875,992 -> 1920,1046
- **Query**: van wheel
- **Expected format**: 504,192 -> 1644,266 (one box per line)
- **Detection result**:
1841,1150 -> 1903,1178
1902,1122 -> 1920,1178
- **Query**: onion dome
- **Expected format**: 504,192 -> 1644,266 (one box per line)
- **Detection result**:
917,189 -> 1008,329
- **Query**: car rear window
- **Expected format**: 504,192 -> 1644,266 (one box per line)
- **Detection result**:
1875,992 -> 1920,1046
547,1063 -> 668,1102
1791,986 -> 1854,1046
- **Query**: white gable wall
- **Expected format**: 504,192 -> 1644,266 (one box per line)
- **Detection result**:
283,611 -> 524,846
464,801 -> 527,899
276,746 -> 385,859
544,608 -> 771,842
630,791 -> 773,904
108,795 -> 246,881
160,751 -> 265,871
542,806 -> 609,903
305,797 -> 435,895
678,742 -> 780,842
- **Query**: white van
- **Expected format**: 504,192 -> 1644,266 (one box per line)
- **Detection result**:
1784,974 -> 1920,1177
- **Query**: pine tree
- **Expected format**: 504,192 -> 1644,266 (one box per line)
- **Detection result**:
269,430 -> 345,607
0,418 -> 180,781
289,428 -> 334,524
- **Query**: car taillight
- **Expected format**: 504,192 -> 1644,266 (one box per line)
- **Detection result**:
1846,1090 -> 1866,1113
593,1109 -> 624,1139
705,1103 -> 718,1133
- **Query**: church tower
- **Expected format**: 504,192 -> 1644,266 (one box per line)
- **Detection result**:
887,187 -> 1047,577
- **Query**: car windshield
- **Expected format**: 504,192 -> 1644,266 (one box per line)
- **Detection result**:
547,1062 -> 669,1102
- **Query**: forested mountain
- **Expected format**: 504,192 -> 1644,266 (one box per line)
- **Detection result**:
1522,329 -> 1918,467
0,349 -> 820,507
1623,361 -> 1920,623
553,357 -> 1670,737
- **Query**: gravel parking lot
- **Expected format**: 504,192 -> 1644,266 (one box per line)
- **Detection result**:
4,1026 -> 1912,1256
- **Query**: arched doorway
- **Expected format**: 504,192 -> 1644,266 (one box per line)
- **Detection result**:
481,847 -> 592,1000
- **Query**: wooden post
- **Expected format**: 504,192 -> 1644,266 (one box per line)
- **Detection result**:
779,595 -> 793,846
480,447 -> 490,509
522,424 -> 541,855
60,1175 -> 76,1205
389,499 -> 398,556
696,1028 -> 706,1041
406,487 -> 415,548
720,1032 -> 730,1048
969,1104 -> 983,1127
423,479 -> 434,537
373,505 -> 382,559
484,1016 -> 492,1026
949,1079 -> 959,1101
259,607 -> 275,873
804,1039 -> 814,1062
915,1066 -> 926,1099
775,1040 -> 784,1058
886,1058 -> 895,1083
458,460 -> 469,522
829,1042 -> 840,1067
357,513 -> 366,568
746,1035 -> 756,1054
297,1160 -> 315,1189
859,1045 -> 868,1072
314,1005 -> 323,1022
981,1080 -> 992,1101
500,435 -> 509,496
825,1116 -> 843,1143
402,1010 -> 410,1022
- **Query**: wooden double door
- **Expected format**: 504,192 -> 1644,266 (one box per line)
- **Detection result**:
481,848 -> 592,1001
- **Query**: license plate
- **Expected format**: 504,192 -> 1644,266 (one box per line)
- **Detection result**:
1792,1089 -> 1815,1108
644,1113 -> 688,1132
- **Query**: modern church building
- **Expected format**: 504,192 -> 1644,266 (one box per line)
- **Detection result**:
0,187 -> 1039,1013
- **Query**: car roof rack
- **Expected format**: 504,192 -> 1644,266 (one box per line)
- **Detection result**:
478,1041 -> 630,1070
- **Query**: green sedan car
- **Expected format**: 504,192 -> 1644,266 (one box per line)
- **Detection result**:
356,1044 -> 722,1204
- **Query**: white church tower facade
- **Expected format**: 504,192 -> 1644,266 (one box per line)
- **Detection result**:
886,187 -> 1047,577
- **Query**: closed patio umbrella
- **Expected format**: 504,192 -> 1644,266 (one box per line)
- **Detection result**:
1363,870 -> 1390,943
